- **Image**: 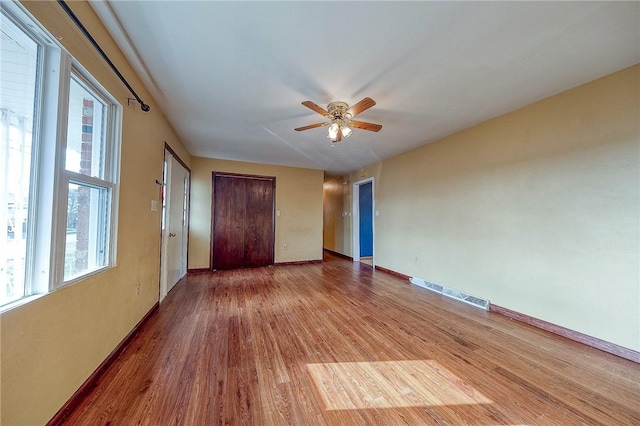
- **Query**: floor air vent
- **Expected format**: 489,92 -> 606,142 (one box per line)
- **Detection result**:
410,277 -> 489,310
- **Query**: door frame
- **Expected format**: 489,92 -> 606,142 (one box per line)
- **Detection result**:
352,177 -> 375,265
159,145 -> 190,302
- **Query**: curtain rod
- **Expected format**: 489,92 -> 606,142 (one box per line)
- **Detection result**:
56,0 -> 150,112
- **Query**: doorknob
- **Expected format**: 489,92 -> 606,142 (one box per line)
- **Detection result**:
169,232 -> 176,237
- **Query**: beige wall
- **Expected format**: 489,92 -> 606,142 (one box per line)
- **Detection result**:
189,157 -> 323,268
336,65 -> 640,351
1,1 -> 191,424
322,177 -> 342,252
1,3 -> 636,424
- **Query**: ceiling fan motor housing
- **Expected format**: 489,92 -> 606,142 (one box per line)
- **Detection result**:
327,101 -> 351,120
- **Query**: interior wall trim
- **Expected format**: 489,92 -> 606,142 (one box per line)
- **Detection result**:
46,302 -> 160,426
322,248 -> 353,261
164,142 -> 191,173
490,304 -> 639,364
187,268 -> 211,274
374,265 -> 411,282
275,259 -> 323,266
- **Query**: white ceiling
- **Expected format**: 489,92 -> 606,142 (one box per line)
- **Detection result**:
89,1 -> 640,175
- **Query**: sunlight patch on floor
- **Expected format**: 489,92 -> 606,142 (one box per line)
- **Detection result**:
307,360 -> 492,410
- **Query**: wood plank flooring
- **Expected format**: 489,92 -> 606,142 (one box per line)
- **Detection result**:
62,253 -> 640,425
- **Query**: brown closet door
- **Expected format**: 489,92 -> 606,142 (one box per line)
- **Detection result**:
212,173 -> 275,270
244,178 -> 274,267
213,175 -> 246,270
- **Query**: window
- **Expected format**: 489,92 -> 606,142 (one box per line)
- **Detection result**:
0,2 -> 121,310
61,74 -> 118,283
0,8 -> 40,306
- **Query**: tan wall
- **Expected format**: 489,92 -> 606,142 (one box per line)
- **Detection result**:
0,1 -> 191,424
322,177 -> 343,252
338,65 -> 639,351
2,3 -> 636,424
189,157 -> 323,267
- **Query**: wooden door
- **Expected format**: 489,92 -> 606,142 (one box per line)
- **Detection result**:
212,173 -> 275,270
160,149 -> 190,301
213,175 -> 246,270
243,178 -> 275,267
165,152 -> 190,293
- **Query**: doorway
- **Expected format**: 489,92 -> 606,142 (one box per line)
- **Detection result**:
211,172 -> 275,270
160,148 -> 190,301
352,177 -> 375,266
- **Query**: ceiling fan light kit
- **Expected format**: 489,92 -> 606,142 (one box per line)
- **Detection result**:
295,97 -> 382,144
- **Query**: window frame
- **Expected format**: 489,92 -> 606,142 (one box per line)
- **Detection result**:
0,1 -> 122,310
52,67 -> 121,288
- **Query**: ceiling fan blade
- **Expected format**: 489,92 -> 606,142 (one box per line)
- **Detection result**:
347,97 -> 376,117
349,120 -> 382,132
301,101 -> 329,116
295,122 -> 328,131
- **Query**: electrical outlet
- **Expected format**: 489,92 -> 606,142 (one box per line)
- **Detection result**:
413,255 -> 419,263
135,282 -> 141,296
283,244 -> 288,251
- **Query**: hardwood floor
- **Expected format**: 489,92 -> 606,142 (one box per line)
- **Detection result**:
359,256 -> 374,266
61,253 -> 640,425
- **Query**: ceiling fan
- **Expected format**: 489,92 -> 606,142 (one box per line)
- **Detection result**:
295,97 -> 382,143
